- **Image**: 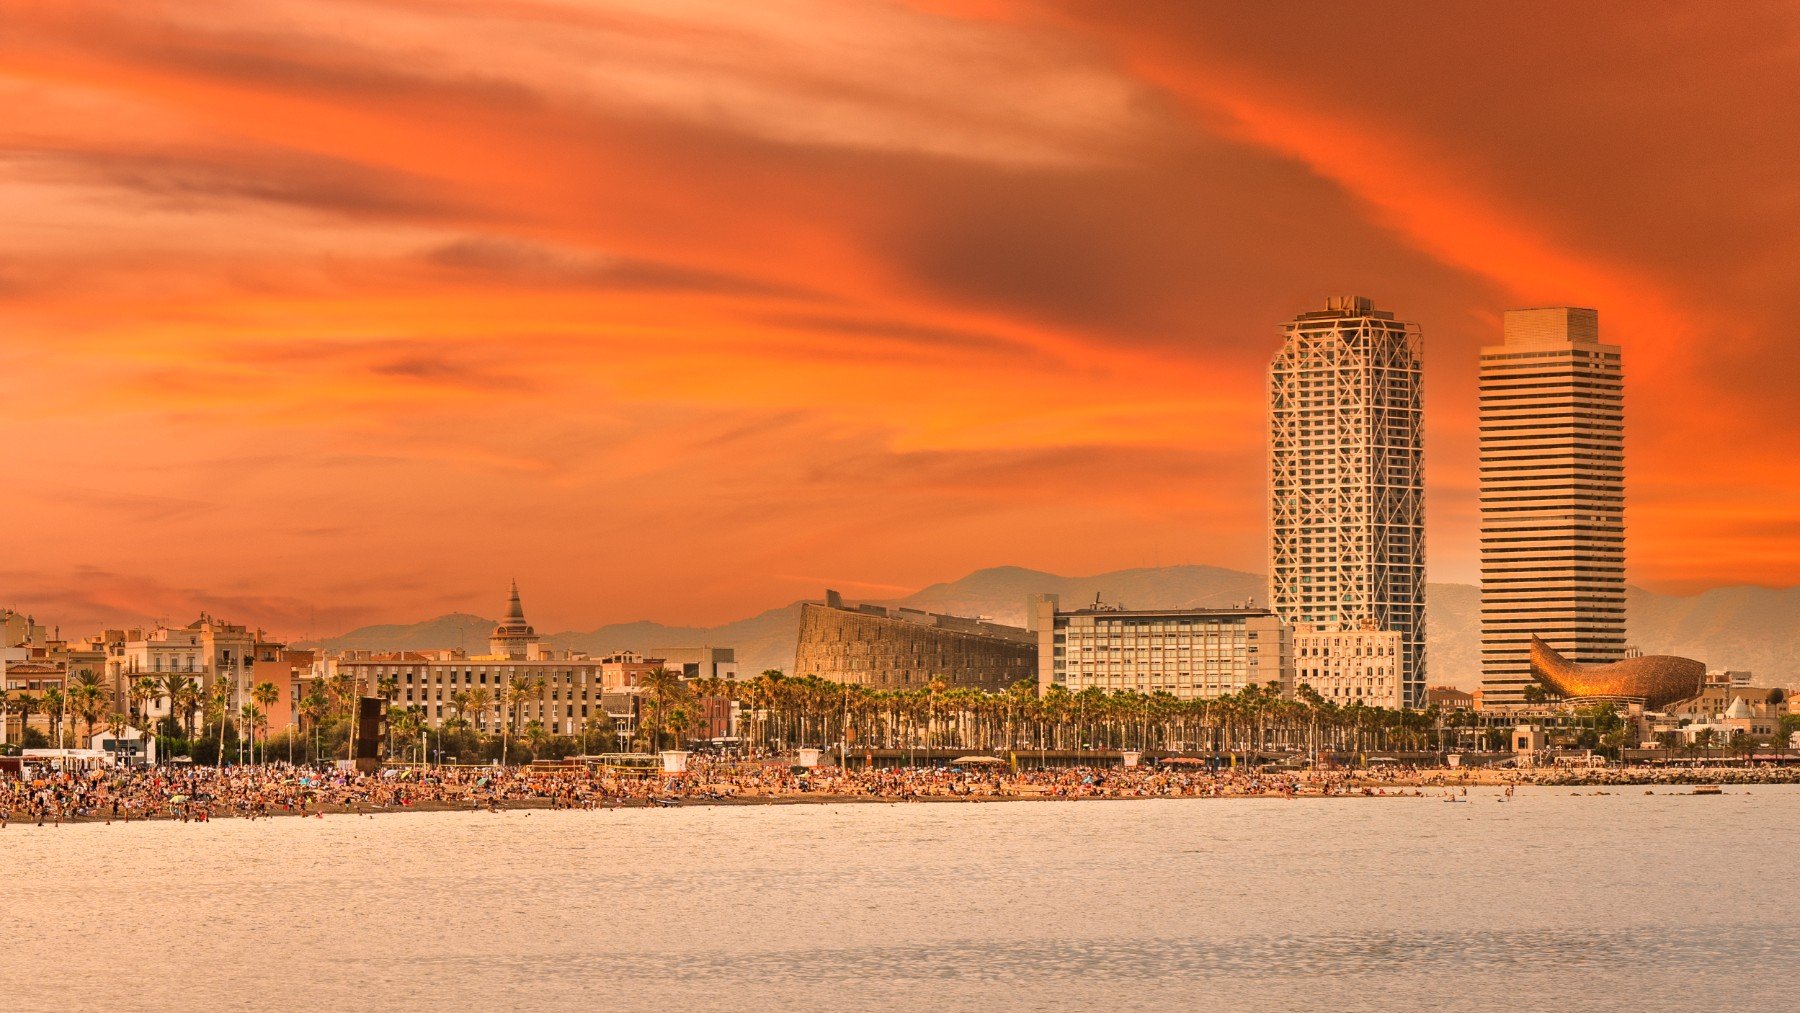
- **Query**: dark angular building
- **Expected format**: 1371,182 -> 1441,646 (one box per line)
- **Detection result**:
794,590 -> 1036,694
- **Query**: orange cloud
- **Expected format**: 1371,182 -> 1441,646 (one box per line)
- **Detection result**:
0,1 -> 1795,644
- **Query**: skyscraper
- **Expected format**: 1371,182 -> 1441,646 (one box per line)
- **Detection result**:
1478,307 -> 1624,706
1269,296 -> 1426,706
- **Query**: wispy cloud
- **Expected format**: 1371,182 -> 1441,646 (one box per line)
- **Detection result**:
0,0 -> 1792,638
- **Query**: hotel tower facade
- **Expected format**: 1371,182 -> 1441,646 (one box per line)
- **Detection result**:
1478,307 -> 1625,706
1269,296 -> 1426,707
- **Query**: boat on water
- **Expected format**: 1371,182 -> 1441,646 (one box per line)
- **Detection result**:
1693,785 -> 1723,795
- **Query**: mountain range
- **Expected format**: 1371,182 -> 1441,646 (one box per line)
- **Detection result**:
301,565 -> 1800,690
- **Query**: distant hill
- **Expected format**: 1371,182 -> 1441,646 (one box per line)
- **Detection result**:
897,564 -> 1263,625
303,566 -> 1800,690
1627,584 -> 1800,678
311,613 -> 497,653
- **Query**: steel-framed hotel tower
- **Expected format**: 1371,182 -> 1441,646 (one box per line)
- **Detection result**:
1477,308 -> 1625,706
1269,297 -> 1426,707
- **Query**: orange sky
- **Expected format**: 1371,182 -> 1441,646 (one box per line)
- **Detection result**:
3,1 -> 1797,636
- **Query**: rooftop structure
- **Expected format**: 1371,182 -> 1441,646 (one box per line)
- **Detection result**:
489,580 -> 538,660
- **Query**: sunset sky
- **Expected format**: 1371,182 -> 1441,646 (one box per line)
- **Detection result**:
3,1 -> 1797,636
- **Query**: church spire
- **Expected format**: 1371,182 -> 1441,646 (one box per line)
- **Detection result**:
490,579 -> 537,660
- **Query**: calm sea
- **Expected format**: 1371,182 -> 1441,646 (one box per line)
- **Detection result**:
5,786 -> 1796,1011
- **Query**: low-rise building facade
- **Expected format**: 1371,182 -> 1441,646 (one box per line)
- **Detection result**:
333,586 -> 738,741
1031,595 -> 1294,699
1294,622 -> 1404,709
1426,685 -> 1476,710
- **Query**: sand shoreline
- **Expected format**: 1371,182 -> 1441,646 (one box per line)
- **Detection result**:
9,776 -> 1778,827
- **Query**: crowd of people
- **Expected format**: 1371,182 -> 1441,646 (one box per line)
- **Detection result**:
4,756 -> 1797,826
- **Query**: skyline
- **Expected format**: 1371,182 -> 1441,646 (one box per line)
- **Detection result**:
5,1 -> 1800,637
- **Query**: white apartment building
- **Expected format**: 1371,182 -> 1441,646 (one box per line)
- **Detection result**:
1269,296 -> 1426,707
1031,595 -> 1293,699
1478,307 -> 1625,707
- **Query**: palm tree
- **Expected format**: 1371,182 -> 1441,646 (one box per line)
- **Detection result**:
130,677 -> 159,735
0,688 -> 10,746
41,687 -> 67,749
448,690 -> 471,732
300,685 -> 330,762
467,687 -> 492,736
206,679 -> 233,767
750,670 -> 785,753
71,671 -> 108,745
377,675 -> 399,754
239,704 -> 264,764
638,667 -> 689,753
388,706 -> 425,762
251,682 -> 279,763
524,719 -> 549,759
501,676 -> 537,766
665,705 -> 692,753
581,711 -> 615,755
162,674 -> 199,739
13,693 -> 38,746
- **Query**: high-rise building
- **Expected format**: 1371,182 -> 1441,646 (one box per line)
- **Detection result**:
1269,296 -> 1426,706
1478,307 -> 1624,706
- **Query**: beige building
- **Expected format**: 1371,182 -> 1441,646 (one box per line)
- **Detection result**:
1479,308 -> 1625,707
332,649 -> 612,736
1032,595 -> 1293,699
596,651 -> 665,691
1664,682 -> 1787,725
1293,622 -> 1403,710
333,585 -> 734,740
1269,296 -> 1426,706
1671,695 -> 1782,744
654,646 -> 737,683
1426,685 -> 1476,710
261,648 -> 322,735
0,610 -> 48,650
1,661 -> 64,742
103,617 -> 284,729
